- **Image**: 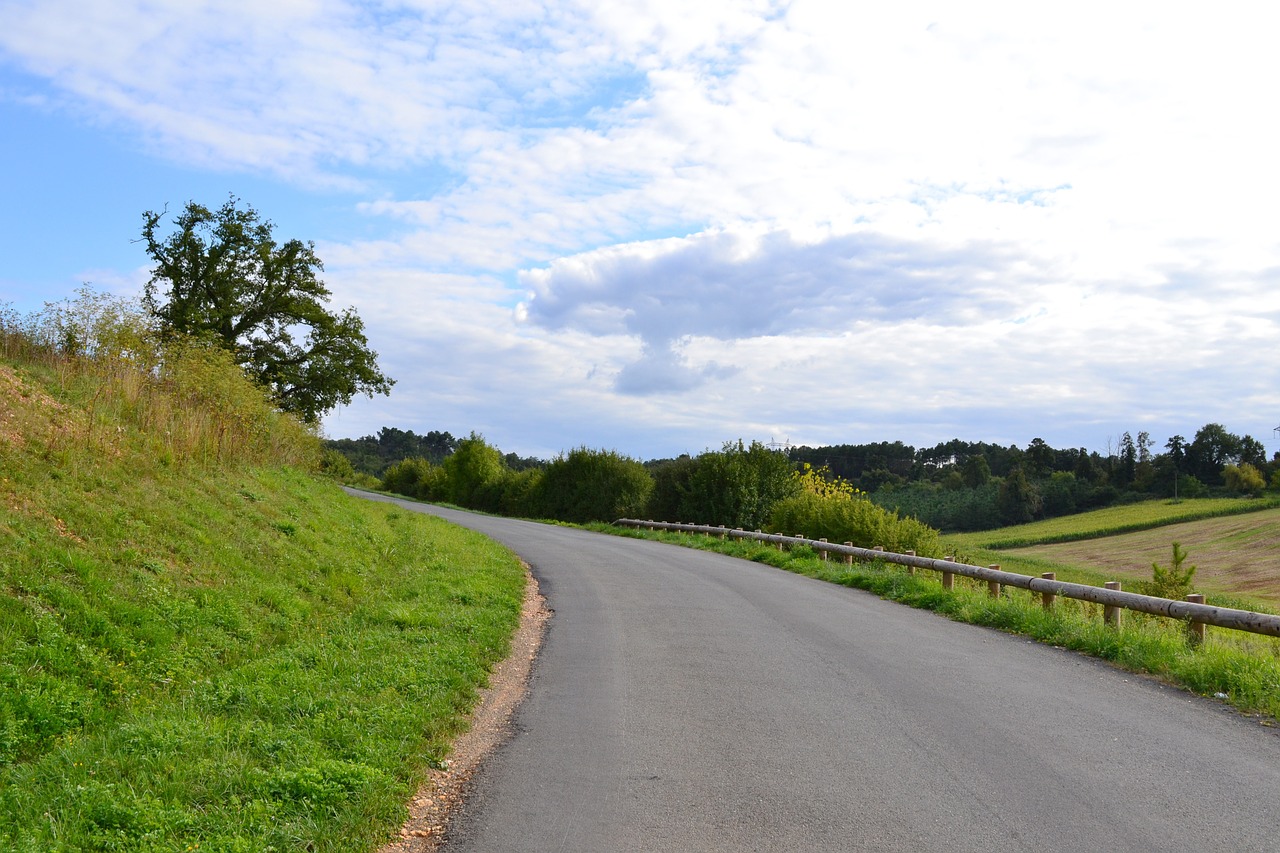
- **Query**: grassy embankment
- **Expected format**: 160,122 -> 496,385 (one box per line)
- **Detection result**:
0,318 -> 525,851
595,496 -> 1280,722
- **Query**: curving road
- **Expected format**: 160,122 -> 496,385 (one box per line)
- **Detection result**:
353,493 -> 1280,852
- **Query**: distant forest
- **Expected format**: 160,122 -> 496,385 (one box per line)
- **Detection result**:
326,423 -> 1276,532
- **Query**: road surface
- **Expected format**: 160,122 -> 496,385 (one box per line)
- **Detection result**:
353,493 -> 1280,852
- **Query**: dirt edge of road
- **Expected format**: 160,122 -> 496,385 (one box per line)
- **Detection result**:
379,564 -> 550,852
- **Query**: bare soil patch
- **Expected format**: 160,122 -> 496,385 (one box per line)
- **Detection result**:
1006,508 -> 1280,605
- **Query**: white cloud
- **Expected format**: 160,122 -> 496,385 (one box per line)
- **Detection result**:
4,0 -> 1280,458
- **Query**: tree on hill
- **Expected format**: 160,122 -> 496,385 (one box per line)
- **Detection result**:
998,465 -> 1042,524
142,196 -> 393,423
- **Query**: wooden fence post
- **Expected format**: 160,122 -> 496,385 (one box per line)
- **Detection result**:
843,542 -> 853,565
819,538 -> 829,561
905,550 -> 916,576
1104,581 -> 1123,627
1186,593 -> 1207,645
1041,572 -> 1056,610
987,565 -> 1002,598
941,556 -> 955,591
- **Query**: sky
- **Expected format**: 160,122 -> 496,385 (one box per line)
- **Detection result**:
2,1 -> 1279,462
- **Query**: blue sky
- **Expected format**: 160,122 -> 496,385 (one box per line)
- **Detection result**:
2,1 -> 1278,461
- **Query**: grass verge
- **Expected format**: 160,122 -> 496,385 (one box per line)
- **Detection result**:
1,353 -> 525,851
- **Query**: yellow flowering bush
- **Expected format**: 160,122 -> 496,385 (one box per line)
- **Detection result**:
769,463 -> 941,556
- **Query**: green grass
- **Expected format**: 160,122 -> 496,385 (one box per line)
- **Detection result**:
595,524 -> 1280,724
1,353 -> 525,851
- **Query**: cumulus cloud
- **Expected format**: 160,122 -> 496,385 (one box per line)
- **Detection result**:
4,0 -> 1280,458
519,226 -> 1057,393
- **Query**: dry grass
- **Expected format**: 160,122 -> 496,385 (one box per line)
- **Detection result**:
1003,508 -> 1280,606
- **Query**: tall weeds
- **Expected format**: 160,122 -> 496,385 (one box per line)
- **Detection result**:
2,289 -> 318,471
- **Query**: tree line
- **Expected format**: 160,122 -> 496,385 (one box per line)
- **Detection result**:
324,436 -> 940,555
326,423 -> 1276,534
805,425 -> 1274,531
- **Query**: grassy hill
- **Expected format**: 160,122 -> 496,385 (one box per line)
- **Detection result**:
0,321 -> 525,851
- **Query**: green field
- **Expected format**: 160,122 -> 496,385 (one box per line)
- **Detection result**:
946,496 -> 1280,550
0,352 -> 525,851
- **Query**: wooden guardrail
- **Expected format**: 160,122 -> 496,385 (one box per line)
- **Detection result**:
613,519 -> 1280,641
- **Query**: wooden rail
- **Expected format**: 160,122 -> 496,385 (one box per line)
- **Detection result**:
613,519 -> 1280,640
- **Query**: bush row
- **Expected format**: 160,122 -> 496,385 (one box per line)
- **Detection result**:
376,440 -> 942,555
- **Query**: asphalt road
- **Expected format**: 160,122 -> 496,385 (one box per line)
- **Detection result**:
354,493 -> 1280,852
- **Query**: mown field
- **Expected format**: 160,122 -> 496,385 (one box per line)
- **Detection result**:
0,348 -> 525,852
943,497 -> 1280,610
1001,509 -> 1280,606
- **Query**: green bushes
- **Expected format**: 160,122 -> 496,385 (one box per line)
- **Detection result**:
1224,463 -> 1266,496
533,447 -> 652,523
374,440 -> 944,553
379,438 -> 802,529
381,456 -> 443,499
770,491 -> 941,555
442,433 -> 507,509
380,443 -> 652,524
646,440 -> 798,529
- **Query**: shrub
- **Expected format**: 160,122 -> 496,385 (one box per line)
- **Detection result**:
645,456 -> 698,522
533,447 -> 653,523
771,465 -> 941,556
1175,475 -> 1209,499
381,457 -> 437,499
497,468 -> 543,517
442,433 -> 506,509
675,440 -> 799,529
1224,463 -> 1265,496
769,491 -> 941,556
318,448 -> 357,482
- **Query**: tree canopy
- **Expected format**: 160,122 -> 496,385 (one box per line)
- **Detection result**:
142,197 -> 393,423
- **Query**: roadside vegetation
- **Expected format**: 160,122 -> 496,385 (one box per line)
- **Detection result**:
373,438 -> 940,557
338,422 -> 1280,536
0,293 -> 524,852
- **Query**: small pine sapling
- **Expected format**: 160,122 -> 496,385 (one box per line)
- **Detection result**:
1149,541 -> 1197,600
